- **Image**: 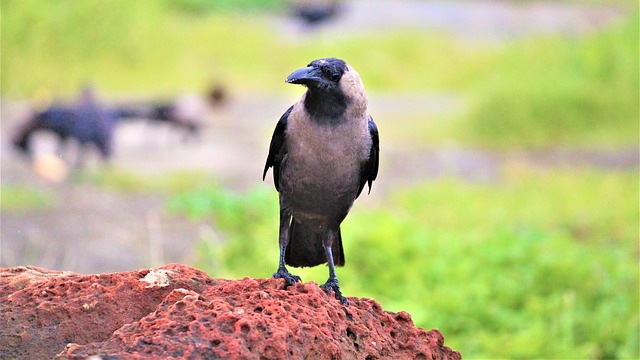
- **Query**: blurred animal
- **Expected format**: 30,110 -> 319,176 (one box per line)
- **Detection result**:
115,85 -> 227,141
12,86 -> 117,167
291,0 -> 341,26
263,58 -> 379,304
156,93 -> 206,138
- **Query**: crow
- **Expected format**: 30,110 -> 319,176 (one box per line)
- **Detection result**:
263,58 -> 379,304
12,87 -> 116,166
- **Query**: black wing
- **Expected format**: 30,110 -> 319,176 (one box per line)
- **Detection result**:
357,116 -> 380,198
263,106 -> 293,191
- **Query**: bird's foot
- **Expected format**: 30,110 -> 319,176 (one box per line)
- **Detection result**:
320,278 -> 349,305
272,267 -> 301,286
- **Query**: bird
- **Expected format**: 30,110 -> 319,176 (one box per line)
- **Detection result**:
12,86 -> 116,167
263,58 -> 379,304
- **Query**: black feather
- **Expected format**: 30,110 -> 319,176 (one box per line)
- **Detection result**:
303,87 -> 348,120
357,116 -> 380,198
263,105 -> 293,191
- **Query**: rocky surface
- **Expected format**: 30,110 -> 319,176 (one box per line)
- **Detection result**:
0,264 -> 461,359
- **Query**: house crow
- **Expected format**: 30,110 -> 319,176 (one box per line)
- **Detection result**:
263,58 -> 379,304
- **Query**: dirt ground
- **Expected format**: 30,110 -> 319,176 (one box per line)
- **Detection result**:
1,0 -> 635,274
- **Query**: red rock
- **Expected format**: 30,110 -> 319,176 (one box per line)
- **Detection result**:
0,264 -> 215,359
0,264 -> 461,359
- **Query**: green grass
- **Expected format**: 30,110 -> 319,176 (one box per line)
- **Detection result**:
166,0 -> 284,14
0,185 -> 55,212
461,17 -> 639,148
168,167 -> 639,359
1,0 -> 280,96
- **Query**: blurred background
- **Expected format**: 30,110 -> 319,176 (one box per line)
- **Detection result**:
1,0 -> 638,358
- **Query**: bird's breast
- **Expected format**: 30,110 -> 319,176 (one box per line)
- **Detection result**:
286,118 -> 369,177
282,115 -> 370,211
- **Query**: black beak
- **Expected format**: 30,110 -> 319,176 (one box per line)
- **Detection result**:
286,66 -> 322,86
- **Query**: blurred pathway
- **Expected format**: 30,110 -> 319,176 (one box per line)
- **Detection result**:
278,0 -> 629,39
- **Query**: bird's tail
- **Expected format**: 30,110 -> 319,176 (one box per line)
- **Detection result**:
285,220 -> 345,268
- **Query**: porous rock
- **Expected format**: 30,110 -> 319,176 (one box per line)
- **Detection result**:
0,264 -> 461,359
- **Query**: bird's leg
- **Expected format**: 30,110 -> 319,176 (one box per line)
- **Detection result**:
320,228 -> 349,305
272,207 -> 301,286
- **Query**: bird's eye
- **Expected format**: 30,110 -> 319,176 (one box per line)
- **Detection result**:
329,72 -> 341,82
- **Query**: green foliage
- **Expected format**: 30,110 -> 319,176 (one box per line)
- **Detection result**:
349,169 -> 639,358
167,186 -> 278,275
1,0 -> 279,96
168,168 -> 639,359
462,17 -> 639,147
0,185 -> 55,212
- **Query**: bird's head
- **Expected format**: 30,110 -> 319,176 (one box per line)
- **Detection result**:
286,58 -> 349,90
286,58 -> 367,119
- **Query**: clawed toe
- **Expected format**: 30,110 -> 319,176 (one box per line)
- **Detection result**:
273,267 -> 301,286
320,278 -> 349,305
